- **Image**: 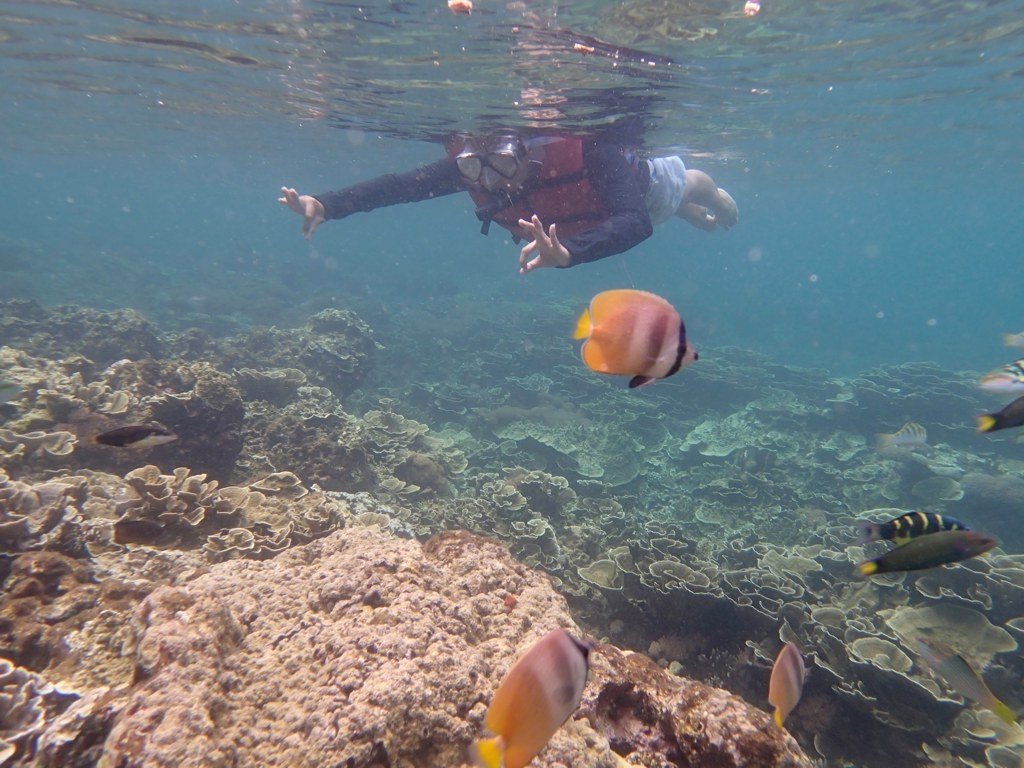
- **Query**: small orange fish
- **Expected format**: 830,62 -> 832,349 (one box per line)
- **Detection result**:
768,641 -> 805,729
448,0 -> 472,14
573,289 -> 697,388
473,629 -> 590,768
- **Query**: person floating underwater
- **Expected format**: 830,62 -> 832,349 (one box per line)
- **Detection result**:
472,628 -> 590,768
915,636 -> 1017,725
854,529 -> 996,577
767,641 -> 805,730
855,511 -> 970,546
977,393 -> 1024,434
279,131 -> 738,275
573,289 -> 697,388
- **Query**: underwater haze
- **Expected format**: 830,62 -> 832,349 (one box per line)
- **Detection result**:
1,0 -> 1021,373
2,1 -> 1024,767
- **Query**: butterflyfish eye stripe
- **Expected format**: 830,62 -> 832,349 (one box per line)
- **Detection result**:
666,322 -> 689,378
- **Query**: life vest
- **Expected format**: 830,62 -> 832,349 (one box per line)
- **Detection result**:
448,135 -> 617,240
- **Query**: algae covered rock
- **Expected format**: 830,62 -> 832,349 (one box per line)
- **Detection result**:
88,528 -> 810,768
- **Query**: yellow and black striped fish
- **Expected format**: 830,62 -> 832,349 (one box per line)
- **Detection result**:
856,511 -> 970,545
875,421 -> 927,450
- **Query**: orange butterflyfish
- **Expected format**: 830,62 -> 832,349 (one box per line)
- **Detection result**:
472,629 -> 591,768
768,641 -> 805,729
573,289 -> 697,388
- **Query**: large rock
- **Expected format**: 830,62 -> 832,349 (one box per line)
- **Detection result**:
57,528 -> 810,767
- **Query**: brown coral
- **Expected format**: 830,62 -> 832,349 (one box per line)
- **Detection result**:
95,528 -> 810,768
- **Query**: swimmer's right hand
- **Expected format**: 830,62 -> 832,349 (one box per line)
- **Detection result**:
278,187 -> 325,240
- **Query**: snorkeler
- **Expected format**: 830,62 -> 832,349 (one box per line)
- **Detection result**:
279,132 -> 738,275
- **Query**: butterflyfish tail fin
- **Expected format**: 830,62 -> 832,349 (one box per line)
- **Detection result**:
993,701 -> 1017,725
573,309 -> 592,340
472,737 -> 505,768
1002,333 -> 1017,347
976,415 -> 998,433
874,432 -> 893,450
773,708 -> 785,729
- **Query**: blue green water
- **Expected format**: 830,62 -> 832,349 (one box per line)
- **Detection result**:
2,0 -> 1021,375
2,2 -> 1024,766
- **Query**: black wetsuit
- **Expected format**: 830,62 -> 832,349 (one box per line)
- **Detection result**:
313,142 -> 654,267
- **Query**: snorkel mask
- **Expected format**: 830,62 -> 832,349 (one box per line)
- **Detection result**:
455,133 -> 528,192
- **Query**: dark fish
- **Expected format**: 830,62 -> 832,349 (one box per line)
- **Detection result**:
854,530 -> 996,577
93,425 -> 177,449
977,394 -> 1024,434
113,518 -> 166,545
856,511 -> 970,546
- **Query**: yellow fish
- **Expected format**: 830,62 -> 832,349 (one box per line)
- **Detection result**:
768,641 -> 805,729
574,289 -> 697,389
473,629 -> 590,768
916,637 -> 1016,725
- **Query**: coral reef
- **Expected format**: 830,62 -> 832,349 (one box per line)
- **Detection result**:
92,528 -> 808,768
4,297 -> 1023,768
0,300 -> 161,365
216,308 -> 376,398
0,659 -> 78,763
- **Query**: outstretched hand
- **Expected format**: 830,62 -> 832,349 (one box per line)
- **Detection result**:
278,187 -> 325,240
518,215 -> 571,275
